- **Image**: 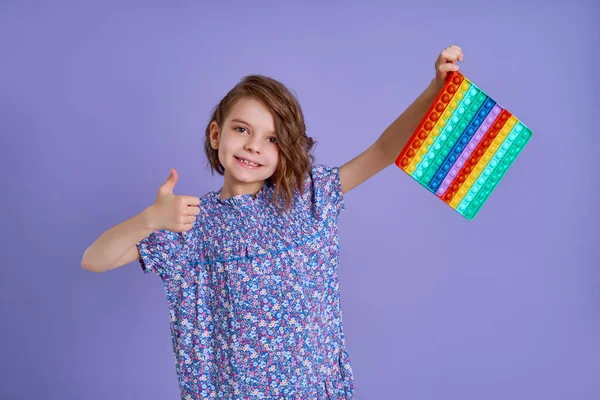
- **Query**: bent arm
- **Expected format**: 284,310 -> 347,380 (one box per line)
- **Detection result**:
81,206 -> 157,273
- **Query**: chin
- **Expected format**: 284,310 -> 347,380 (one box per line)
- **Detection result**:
227,164 -> 274,184
235,171 -> 273,184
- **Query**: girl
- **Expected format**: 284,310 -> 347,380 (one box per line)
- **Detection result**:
82,45 -> 464,399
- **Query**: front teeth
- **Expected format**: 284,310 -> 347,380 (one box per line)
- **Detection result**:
238,157 -> 259,167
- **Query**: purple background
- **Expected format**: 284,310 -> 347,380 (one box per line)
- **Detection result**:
2,1 -> 598,399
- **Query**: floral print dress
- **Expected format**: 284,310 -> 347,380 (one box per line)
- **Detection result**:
137,164 -> 355,399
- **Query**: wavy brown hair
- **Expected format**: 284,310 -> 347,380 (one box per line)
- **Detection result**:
204,75 -> 316,210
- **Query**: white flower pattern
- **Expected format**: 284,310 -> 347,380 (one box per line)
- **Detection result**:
137,165 -> 355,399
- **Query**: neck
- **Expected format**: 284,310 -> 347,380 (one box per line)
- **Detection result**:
220,175 -> 265,199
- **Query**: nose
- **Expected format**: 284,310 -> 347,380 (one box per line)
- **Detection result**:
243,135 -> 261,154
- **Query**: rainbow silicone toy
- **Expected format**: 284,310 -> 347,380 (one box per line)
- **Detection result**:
395,71 -> 532,219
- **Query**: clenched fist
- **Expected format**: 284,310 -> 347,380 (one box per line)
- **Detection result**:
148,168 -> 200,232
433,44 -> 464,91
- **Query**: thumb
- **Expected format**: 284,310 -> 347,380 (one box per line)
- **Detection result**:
159,168 -> 178,194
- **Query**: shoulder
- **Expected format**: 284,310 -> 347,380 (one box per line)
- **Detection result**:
309,163 -> 341,178
305,164 -> 343,196
295,163 -> 345,218
303,164 -> 342,190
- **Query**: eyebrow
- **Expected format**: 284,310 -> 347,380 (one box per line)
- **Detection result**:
231,118 -> 276,135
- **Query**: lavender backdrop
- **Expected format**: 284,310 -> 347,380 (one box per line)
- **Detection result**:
1,1 -> 598,399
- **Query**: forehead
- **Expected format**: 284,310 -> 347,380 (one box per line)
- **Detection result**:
227,97 -> 275,132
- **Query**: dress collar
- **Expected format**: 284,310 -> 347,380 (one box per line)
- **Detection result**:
210,181 -> 272,208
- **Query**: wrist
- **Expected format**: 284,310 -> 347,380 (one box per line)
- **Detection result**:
140,205 -> 159,231
427,77 -> 441,94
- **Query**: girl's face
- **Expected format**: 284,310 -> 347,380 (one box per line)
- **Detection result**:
210,97 -> 280,197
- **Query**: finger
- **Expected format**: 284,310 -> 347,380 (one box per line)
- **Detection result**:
446,44 -> 461,52
181,215 -> 196,224
181,223 -> 194,232
438,62 -> 459,73
185,205 -> 200,216
181,195 -> 201,206
441,49 -> 459,63
447,45 -> 463,61
158,168 -> 178,194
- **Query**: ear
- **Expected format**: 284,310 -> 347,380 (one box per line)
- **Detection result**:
209,121 -> 220,149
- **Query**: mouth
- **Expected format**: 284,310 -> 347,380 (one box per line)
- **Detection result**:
234,156 -> 262,169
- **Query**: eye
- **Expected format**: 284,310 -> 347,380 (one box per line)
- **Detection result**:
235,126 -> 248,134
268,137 -> 278,144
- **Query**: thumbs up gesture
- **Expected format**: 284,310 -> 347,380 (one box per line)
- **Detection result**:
148,168 -> 200,233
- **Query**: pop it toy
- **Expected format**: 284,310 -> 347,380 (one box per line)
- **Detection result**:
395,71 -> 532,219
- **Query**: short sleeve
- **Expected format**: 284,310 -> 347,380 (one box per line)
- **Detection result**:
307,164 -> 346,219
136,230 -> 192,279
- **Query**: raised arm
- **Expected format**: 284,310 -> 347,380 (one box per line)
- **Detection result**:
339,45 -> 463,194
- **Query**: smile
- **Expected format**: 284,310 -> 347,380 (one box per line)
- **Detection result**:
235,156 -> 262,168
